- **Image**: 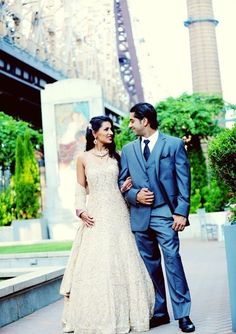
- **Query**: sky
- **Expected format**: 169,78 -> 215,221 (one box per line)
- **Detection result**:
133,0 -> 236,107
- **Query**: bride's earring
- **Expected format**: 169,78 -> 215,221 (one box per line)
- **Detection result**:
93,138 -> 97,145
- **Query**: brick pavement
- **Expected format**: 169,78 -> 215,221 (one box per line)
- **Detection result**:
0,240 -> 234,334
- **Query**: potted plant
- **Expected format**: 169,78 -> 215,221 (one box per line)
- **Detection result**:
208,124 -> 236,332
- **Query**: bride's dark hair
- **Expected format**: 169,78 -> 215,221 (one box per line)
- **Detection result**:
85,115 -> 120,163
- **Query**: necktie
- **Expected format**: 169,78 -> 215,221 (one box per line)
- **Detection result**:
143,139 -> 150,161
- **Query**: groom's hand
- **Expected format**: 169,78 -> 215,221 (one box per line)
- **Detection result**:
172,214 -> 187,232
137,188 -> 154,205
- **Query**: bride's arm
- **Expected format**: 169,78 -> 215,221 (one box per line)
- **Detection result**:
76,152 -> 87,187
120,176 -> 132,193
75,154 -> 95,227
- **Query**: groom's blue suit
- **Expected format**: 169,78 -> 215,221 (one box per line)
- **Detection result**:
119,132 -> 191,320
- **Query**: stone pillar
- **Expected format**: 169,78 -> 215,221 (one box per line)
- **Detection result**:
185,0 -> 222,94
40,79 -> 104,239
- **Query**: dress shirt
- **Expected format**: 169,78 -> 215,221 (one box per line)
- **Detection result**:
141,130 -> 159,154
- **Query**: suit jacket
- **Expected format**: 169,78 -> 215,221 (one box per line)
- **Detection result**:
118,132 -> 191,231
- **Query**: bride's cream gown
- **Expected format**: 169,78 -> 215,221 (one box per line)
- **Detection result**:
60,153 -> 154,334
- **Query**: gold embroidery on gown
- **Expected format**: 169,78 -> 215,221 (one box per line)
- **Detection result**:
60,153 -> 154,333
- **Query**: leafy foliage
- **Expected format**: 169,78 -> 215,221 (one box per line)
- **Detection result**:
190,189 -> 201,213
14,131 -> 41,219
202,178 -> 229,213
0,111 -> 43,169
156,93 -> 223,141
114,117 -> 136,151
208,124 -> 236,193
208,124 -> 236,222
0,112 -> 42,225
0,184 -> 16,226
188,145 -> 208,211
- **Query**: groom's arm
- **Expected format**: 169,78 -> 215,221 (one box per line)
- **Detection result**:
173,139 -> 191,218
119,148 -> 140,207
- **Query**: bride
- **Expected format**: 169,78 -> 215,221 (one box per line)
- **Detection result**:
60,115 -> 154,334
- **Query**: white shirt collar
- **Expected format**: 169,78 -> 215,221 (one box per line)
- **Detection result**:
141,130 -> 159,152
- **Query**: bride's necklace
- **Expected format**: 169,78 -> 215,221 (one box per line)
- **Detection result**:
92,148 -> 109,158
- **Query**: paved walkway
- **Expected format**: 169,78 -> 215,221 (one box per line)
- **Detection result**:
1,240 -> 234,334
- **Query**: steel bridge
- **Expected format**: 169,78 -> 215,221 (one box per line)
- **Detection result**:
0,0 -> 150,128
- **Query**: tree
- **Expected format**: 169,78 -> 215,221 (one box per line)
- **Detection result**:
155,93 -> 229,212
14,131 -> 41,219
0,111 -> 43,169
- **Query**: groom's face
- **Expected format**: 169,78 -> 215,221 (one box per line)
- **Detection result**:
129,112 -> 146,136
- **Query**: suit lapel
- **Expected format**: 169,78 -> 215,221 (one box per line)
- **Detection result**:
150,132 -> 166,176
133,138 -> 146,173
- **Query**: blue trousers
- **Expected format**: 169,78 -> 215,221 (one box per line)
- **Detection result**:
134,205 -> 191,320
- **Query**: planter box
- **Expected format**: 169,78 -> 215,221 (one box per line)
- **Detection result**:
0,226 -> 14,242
224,224 -> 236,332
11,218 -> 48,241
0,267 -> 64,327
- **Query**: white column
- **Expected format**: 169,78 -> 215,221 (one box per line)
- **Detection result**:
41,79 -> 104,239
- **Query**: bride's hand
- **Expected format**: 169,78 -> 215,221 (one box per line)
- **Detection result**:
79,211 -> 95,228
121,176 -> 133,193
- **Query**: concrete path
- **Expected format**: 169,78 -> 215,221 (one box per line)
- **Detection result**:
1,240 -> 234,334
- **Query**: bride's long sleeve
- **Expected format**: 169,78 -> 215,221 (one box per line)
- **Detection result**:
75,183 -> 87,216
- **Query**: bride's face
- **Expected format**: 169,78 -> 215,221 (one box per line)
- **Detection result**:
95,121 -> 113,145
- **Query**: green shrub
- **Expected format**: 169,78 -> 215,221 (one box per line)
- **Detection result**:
0,111 -> 42,169
190,189 -> 201,213
0,185 -> 16,226
208,125 -> 236,193
202,178 -> 228,212
114,117 -> 136,151
188,145 -> 208,209
208,124 -> 236,222
14,131 -> 40,219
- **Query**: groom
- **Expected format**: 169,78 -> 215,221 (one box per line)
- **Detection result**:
119,103 -> 195,333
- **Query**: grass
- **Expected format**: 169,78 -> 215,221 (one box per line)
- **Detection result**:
0,241 -> 73,254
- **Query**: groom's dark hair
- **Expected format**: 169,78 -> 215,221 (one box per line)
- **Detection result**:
130,102 -> 158,130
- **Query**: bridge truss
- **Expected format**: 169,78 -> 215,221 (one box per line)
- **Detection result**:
0,0 -> 157,114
